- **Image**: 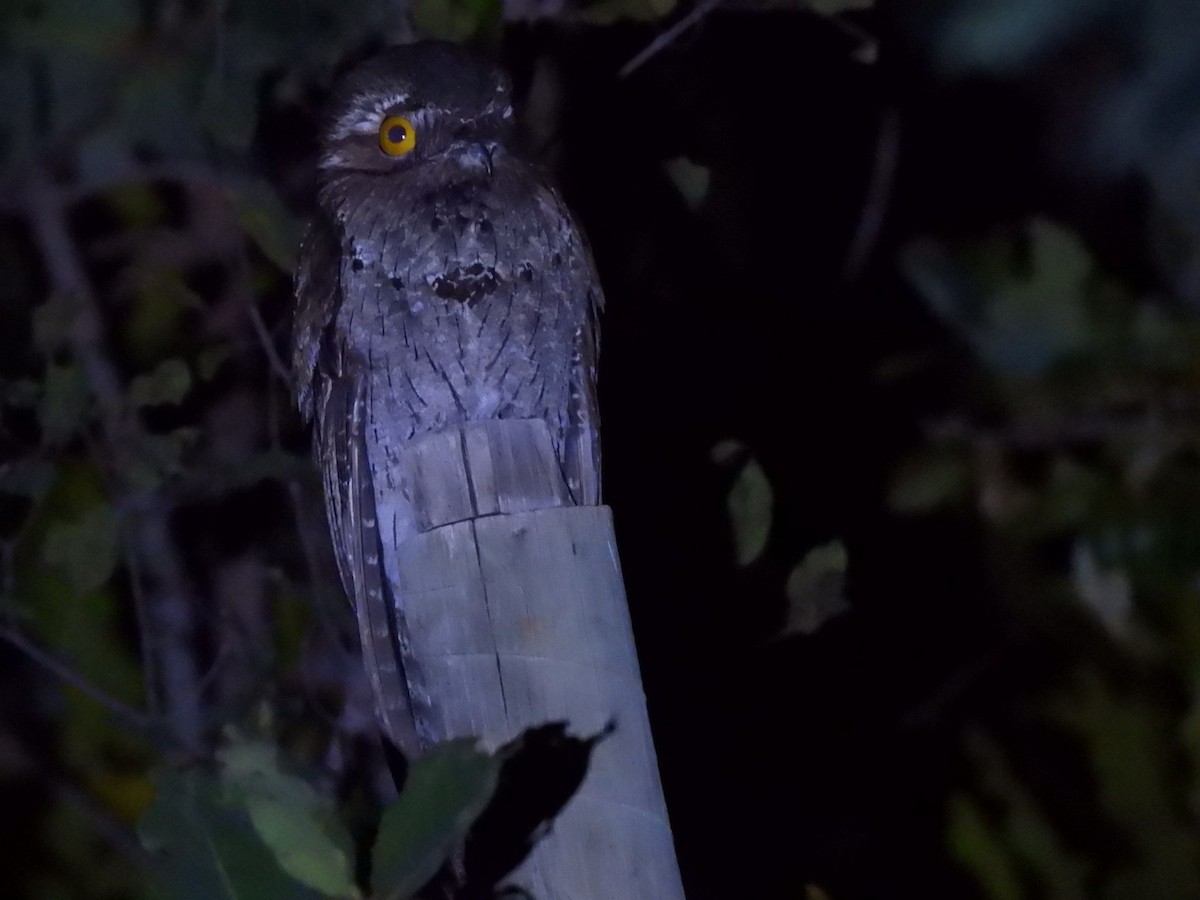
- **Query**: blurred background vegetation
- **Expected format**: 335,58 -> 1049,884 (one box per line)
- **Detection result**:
2,0 -> 1200,897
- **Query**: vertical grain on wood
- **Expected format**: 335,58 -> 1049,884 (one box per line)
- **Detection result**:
393,507 -> 684,899
383,419 -> 684,899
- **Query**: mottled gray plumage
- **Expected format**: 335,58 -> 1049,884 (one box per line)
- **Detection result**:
292,42 -> 603,754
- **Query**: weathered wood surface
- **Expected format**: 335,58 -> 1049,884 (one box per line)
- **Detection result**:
374,419 -> 685,899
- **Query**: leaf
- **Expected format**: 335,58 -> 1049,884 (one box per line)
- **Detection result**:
89,769 -> 157,824
580,0 -> 677,24
139,767 -> 317,900
1070,541 -> 1133,639
980,220 -> 1093,375
123,269 -> 203,365
123,428 -> 202,492
230,181 -> 303,273
19,462 -> 145,768
903,219 -> 1096,376
712,441 -> 773,565
947,792 -> 1023,900
926,0 -> 1110,75
783,540 -> 850,637
663,157 -> 710,212
710,438 -> 745,466
411,0 -> 501,42
42,503 -> 120,592
128,359 -> 192,408
888,450 -> 970,513
219,741 -> 358,899
372,740 -> 501,900
728,457 -> 773,566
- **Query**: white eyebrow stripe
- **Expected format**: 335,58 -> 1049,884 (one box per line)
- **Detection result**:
331,91 -> 412,140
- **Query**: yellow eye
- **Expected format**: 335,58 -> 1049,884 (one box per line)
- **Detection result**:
378,115 -> 417,156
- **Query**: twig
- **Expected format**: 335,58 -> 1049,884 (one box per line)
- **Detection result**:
619,0 -> 722,79
816,4 -> 879,64
0,622 -> 157,734
248,300 -> 293,386
121,542 -> 164,718
25,171 -> 126,420
842,106 -> 900,282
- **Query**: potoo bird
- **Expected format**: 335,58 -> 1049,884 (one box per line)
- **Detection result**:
292,42 -> 602,753
292,43 -> 684,897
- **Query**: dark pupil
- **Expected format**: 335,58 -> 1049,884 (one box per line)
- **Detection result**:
387,124 -> 407,145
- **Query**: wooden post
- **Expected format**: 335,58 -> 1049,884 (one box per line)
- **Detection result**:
380,421 -> 685,899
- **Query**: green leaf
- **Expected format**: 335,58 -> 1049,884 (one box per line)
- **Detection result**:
219,741 -> 358,899
122,269 -> 203,365
123,428 -> 202,492
663,157 -> 710,212
1073,539 -> 1134,636
710,438 -> 745,466
128,359 -> 193,408
42,503 -> 120,592
947,792 -> 1023,900
580,0 -> 677,24
727,455 -> 773,567
139,768 -> 317,900
783,539 -> 850,636
903,219 -> 1096,376
230,181 -> 303,273
928,0 -> 1104,75
372,740 -> 501,900
888,450 -> 970,514
411,0 -> 501,42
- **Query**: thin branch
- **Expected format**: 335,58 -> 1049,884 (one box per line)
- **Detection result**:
815,4 -> 879,64
619,0 -> 722,79
0,622 -> 157,733
24,167 -> 206,751
25,171 -> 126,420
843,106 -> 900,282
122,542 -> 164,719
248,299 -> 293,386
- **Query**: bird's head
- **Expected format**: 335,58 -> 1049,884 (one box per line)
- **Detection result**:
318,41 -> 513,177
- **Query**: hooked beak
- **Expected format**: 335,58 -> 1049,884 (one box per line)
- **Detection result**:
459,141 -> 496,177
